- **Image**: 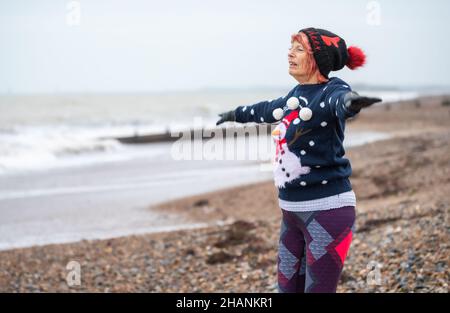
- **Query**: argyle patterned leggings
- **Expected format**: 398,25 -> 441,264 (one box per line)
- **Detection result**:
277,206 -> 356,293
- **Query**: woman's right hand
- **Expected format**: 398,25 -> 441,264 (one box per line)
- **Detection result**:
216,110 -> 236,125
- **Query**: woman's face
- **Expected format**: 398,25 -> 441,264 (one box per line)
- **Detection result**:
288,40 -> 309,80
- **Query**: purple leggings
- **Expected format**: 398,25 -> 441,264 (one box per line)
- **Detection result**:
277,206 -> 356,293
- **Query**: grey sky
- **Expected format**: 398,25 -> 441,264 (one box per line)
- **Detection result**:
1,0 -> 449,93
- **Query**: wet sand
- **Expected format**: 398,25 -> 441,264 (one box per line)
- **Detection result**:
0,96 -> 449,292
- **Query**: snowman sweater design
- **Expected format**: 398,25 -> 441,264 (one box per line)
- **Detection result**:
234,77 -> 358,202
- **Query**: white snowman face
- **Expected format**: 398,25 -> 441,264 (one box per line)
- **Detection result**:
271,123 -> 287,141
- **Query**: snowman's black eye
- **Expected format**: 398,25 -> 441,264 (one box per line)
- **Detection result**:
286,173 -> 290,178
282,168 -> 285,172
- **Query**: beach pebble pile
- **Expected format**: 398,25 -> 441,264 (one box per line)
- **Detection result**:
0,99 -> 449,293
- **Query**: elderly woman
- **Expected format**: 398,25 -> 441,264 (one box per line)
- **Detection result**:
216,27 -> 381,293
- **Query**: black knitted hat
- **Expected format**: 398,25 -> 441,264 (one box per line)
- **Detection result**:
299,27 -> 366,78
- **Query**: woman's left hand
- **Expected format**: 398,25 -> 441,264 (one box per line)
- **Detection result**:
344,91 -> 382,113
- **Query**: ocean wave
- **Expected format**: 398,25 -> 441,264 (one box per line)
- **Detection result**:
0,124 -> 128,175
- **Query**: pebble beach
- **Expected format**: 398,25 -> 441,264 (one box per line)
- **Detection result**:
0,96 -> 449,293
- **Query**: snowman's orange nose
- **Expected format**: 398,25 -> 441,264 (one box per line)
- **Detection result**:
272,129 -> 281,137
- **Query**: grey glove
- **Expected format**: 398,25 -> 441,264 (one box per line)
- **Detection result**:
216,110 -> 236,125
344,91 -> 382,113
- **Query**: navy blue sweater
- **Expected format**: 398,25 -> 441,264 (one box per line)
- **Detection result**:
234,77 -> 358,202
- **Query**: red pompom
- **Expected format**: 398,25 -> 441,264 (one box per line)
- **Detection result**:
346,46 -> 366,70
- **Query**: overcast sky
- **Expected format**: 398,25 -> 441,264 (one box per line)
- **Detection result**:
1,0 -> 449,94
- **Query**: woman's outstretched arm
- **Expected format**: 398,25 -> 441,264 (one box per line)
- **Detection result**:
326,85 -> 382,120
216,88 -> 296,125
